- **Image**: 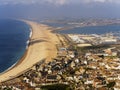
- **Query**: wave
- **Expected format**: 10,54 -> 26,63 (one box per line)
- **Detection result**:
0,20 -> 32,74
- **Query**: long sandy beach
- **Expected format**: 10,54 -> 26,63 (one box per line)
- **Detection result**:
0,20 -> 60,82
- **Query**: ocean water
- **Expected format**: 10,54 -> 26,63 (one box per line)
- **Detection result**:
0,19 -> 30,73
59,24 -> 120,34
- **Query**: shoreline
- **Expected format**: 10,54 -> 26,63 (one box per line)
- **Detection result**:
0,20 -> 60,82
0,21 -> 33,76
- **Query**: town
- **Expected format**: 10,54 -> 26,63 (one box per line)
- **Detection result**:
1,33 -> 120,90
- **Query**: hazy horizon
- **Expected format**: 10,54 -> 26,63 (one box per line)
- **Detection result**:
0,0 -> 120,21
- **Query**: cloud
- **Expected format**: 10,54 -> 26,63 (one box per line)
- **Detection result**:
0,0 -> 120,6
0,0 -> 67,5
44,0 -> 67,5
85,0 -> 120,3
68,0 -> 120,4
0,0 -> 35,5
44,0 -> 120,5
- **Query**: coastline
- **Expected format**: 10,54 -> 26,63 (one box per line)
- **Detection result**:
0,20 -> 60,82
0,21 -> 32,76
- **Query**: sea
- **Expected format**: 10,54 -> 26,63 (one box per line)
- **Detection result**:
0,19 -> 30,73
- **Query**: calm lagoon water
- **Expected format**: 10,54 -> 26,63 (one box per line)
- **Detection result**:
59,24 -> 120,34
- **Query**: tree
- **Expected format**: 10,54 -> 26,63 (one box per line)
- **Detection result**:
107,81 -> 116,90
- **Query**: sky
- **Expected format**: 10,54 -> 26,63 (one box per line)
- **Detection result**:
0,0 -> 120,20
